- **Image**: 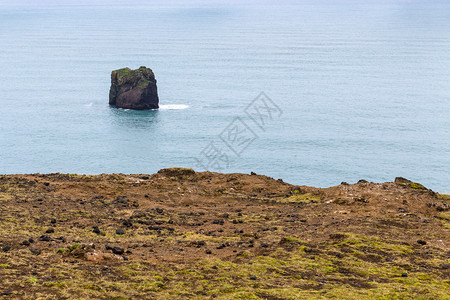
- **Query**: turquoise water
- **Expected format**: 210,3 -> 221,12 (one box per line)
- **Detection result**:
1,1 -> 450,192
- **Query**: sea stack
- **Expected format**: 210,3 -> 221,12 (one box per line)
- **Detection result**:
109,66 -> 159,110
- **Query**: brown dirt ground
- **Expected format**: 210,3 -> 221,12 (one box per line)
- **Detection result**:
0,168 -> 449,299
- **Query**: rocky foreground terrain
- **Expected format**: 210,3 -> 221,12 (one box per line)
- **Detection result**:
0,168 -> 449,299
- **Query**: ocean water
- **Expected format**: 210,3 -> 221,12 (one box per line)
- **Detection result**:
1,0 -> 450,192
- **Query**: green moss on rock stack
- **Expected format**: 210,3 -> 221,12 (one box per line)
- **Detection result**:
109,66 -> 159,110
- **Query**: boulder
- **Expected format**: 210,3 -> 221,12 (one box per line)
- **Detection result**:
109,66 -> 159,110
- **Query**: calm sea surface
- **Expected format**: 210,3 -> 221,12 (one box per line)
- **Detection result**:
1,1 -> 450,192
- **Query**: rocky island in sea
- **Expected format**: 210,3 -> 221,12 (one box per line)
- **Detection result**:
109,66 -> 159,110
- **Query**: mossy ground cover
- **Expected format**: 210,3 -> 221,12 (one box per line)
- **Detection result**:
0,170 -> 448,299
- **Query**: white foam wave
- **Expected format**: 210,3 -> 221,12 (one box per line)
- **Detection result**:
159,104 -> 189,110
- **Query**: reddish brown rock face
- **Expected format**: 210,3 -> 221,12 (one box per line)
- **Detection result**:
109,66 -> 159,110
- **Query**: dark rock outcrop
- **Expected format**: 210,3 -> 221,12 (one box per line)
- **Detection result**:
109,66 -> 159,110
